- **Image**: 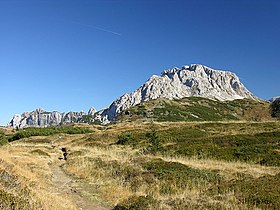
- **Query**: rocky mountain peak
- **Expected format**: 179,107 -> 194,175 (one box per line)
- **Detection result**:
161,67 -> 181,76
161,64 -> 227,78
94,64 -> 258,123
35,108 -> 45,113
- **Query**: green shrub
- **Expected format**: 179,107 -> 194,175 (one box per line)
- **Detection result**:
116,132 -> 134,145
0,133 -> 8,146
113,195 -> 159,210
81,115 -> 94,123
144,124 -> 163,154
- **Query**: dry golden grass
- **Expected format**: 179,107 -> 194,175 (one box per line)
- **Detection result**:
64,145 -> 139,205
160,155 -> 280,179
0,126 -> 15,135
0,143 -> 76,210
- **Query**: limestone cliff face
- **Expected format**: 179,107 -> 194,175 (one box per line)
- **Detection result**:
8,108 -> 92,128
88,107 -> 97,115
96,64 -> 257,123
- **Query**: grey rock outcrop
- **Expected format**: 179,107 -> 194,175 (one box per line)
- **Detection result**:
8,108 -> 87,128
8,114 -> 21,128
88,107 -> 97,116
95,64 -> 257,123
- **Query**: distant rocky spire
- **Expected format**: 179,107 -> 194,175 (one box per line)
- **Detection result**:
88,107 -> 97,115
8,114 -> 21,128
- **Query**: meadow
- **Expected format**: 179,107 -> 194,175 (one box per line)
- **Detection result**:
0,120 -> 279,209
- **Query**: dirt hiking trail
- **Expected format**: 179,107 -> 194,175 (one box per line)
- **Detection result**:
51,159 -> 109,210
49,136 -> 109,210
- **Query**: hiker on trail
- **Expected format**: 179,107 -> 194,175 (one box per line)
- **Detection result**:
61,147 -> 68,160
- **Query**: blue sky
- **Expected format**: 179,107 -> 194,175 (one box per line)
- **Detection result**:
1,0 -> 280,125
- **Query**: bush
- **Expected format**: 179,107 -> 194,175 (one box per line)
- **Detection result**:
145,124 -> 162,154
81,115 -> 94,123
0,133 -> 8,146
116,132 -> 134,145
113,195 -> 159,210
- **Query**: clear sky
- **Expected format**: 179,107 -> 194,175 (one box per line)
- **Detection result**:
1,0 -> 280,125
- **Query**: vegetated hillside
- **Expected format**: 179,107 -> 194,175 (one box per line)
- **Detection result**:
1,121 -> 280,209
117,97 -> 272,123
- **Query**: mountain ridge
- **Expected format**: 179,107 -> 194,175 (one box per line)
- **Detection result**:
8,64 -> 258,128
8,108 -> 95,128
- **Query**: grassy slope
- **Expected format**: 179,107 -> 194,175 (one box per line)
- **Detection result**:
117,97 -> 272,123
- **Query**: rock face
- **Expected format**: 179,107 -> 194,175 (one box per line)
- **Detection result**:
95,64 -> 257,123
9,114 -> 21,128
88,107 -> 97,115
8,108 -> 90,128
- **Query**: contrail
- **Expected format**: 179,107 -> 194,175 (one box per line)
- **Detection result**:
71,21 -> 121,36
91,25 -> 121,36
